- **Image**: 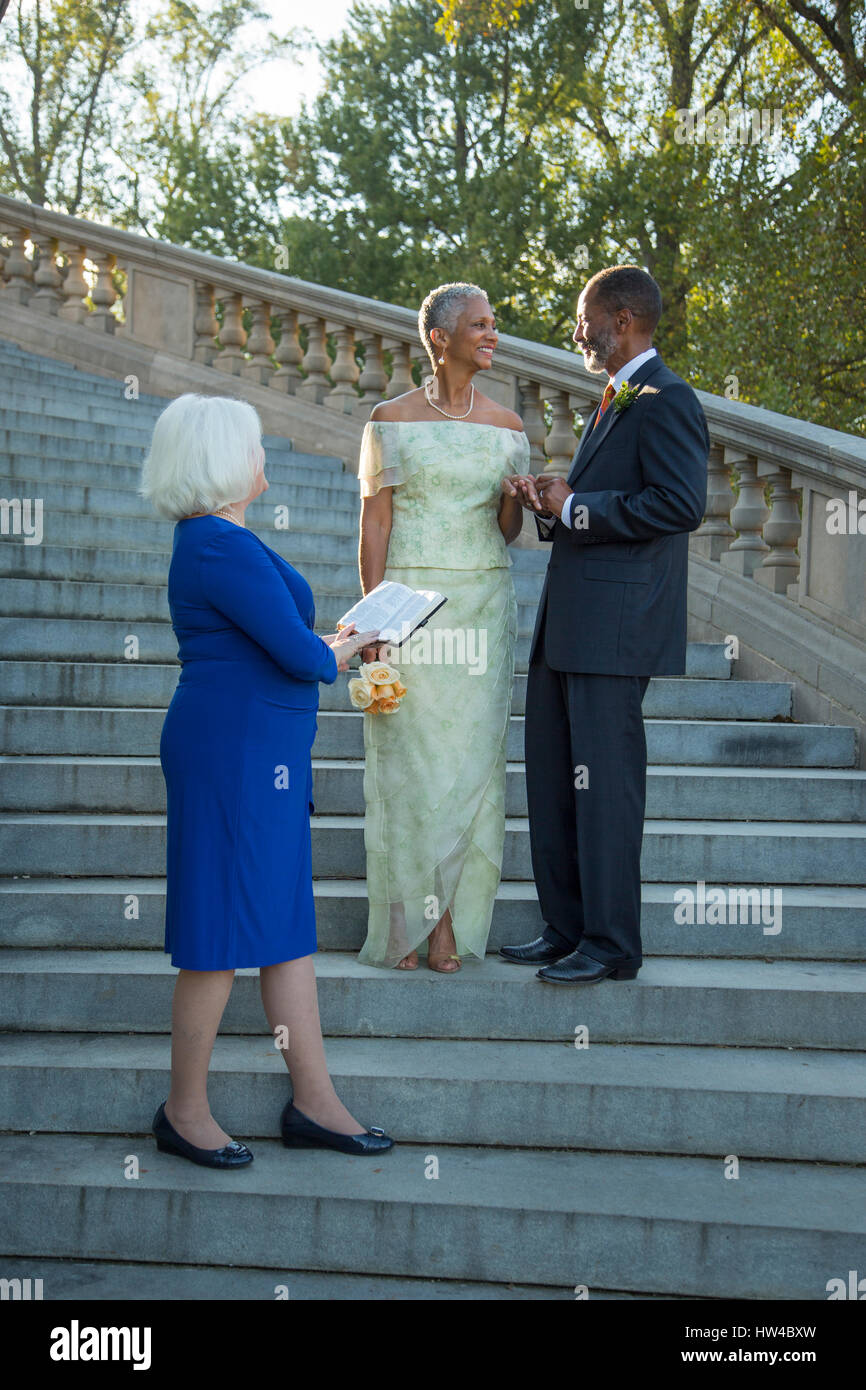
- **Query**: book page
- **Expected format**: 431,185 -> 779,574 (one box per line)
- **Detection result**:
339,582 -> 445,642
338,581 -> 413,633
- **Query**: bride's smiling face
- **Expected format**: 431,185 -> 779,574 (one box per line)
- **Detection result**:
436,296 -> 498,371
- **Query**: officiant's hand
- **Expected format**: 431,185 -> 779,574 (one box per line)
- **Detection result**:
323,624 -> 380,672
503,474 -> 553,517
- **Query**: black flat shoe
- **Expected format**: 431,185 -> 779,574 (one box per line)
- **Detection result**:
537,949 -> 640,985
152,1101 -> 254,1168
500,935 -> 573,965
280,1101 -> 394,1155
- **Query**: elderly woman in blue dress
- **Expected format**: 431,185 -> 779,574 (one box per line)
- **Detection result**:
140,393 -> 392,1167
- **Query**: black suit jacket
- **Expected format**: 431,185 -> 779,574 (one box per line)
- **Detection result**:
530,353 -> 709,676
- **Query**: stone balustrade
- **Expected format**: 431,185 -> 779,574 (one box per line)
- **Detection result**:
1,195 -> 864,689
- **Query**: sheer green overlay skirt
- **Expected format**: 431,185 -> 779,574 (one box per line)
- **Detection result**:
359,563 -> 517,968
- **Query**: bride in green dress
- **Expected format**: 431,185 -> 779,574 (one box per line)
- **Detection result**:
356,283 -> 530,971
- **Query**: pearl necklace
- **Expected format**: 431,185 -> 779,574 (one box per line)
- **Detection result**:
213,505 -> 242,525
424,377 -> 475,420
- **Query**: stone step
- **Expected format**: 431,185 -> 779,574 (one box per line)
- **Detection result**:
1,1032 -> 863,1163
0,401 -> 324,457
0,408 -> 174,448
0,577 -> 550,630
0,583 -> 785,688
5,619 -> 725,677
0,662 -> 784,719
2,810 -> 863,883
1,706 -> 852,766
0,537 -> 548,587
0,470 -> 365,520
1,949 -> 864,1048
3,877 -> 863,960
0,398 -> 169,434
0,443 -> 355,489
0,367 -> 169,410
0,360 -> 166,391
0,1131 -> 861,1297
0,425 -> 345,472
1,424 -> 154,464
0,507 -> 362,556
0,543 -> 361,591
0,373 -> 159,405
0,1256 -> 579,1301
0,342 -> 174,397
4,755 -> 864,823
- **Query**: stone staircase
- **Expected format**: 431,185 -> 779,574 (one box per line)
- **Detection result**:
1,340 -> 865,1300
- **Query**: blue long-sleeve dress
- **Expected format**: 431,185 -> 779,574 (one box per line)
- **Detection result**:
159,515 -> 338,970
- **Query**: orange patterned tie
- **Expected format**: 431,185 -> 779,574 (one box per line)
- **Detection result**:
593,380 -> 616,429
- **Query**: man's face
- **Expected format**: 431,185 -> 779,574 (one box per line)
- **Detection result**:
573,288 -> 618,374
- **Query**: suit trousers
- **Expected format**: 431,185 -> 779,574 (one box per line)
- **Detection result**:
525,609 -> 651,968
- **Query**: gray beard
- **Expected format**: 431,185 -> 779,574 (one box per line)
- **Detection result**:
581,327 -> 617,374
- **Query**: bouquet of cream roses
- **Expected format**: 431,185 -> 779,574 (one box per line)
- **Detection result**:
348,660 -> 407,714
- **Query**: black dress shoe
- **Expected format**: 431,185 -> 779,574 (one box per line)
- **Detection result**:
536,949 -> 640,985
280,1101 -> 394,1155
499,935 -> 573,965
152,1102 -> 254,1168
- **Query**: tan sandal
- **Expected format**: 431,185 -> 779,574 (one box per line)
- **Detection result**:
396,950 -> 419,970
427,953 -> 461,974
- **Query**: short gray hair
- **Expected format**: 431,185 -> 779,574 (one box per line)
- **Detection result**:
418,281 -> 488,368
139,393 -> 263,520
585,265 -> 663,332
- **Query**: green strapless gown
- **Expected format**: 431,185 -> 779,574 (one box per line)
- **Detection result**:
356,419 -> 530,968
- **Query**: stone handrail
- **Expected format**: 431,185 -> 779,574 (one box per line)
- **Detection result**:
1,193 -> 864,658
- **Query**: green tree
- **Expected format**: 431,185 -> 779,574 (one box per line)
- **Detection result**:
436,0 -> 866,429
0,0 -> 134,213
114,0 -> 300,261
264,0 -> 600,340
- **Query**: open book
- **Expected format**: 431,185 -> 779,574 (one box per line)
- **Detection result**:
337,580 -> 447,647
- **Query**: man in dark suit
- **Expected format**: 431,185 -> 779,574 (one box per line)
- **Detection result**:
501,265 -> 709,984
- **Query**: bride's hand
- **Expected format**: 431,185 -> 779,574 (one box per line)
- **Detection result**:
504,474 -> 551,516
502,474 -> 527,501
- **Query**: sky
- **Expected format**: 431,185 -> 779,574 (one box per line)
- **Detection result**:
237,0 -> 384,117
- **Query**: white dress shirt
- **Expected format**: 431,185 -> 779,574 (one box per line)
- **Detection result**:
544,347 -> 657,531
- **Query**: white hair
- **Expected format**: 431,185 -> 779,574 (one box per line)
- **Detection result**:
139,393 -> 263,520
418,281 -> 488,368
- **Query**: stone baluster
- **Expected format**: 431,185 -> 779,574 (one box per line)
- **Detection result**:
30,237 -> 63,314
720,451 -> 770,577
87,250 -> 117,333
355,331 -> 388,416
2,226 -> 34,304
543,389 -> 578,478
692,443 -> 736,560
269,307 -> 303,392
512,379 -> 550,548
57,244 -> 90,324
384,340 -> 416,398
193,283 -> 220,365
214,292 -> 247,373
754,465 -> 801,593
242,299 -> 276,385
518,379 -> 547,472
325,321 -> 360,413
296,315 -> 332,402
